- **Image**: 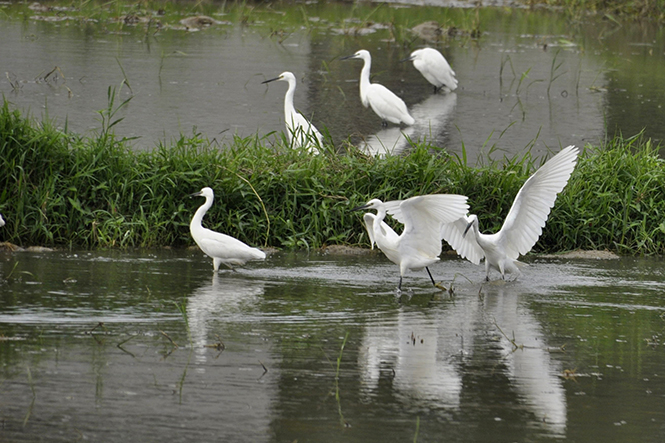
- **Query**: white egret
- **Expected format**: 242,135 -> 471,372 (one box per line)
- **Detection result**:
403,47 -> 458,93
262,71 -> 323,153
0,214 -> 4,227
352,194 -> 469,291
189,187 -> 266,271
441,145 -> 579,281
341,50 -> 415,126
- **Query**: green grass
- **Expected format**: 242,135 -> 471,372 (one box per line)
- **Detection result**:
1,101 -> 664,254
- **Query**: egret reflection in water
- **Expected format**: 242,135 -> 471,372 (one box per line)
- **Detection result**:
359,305 -> 475,407
361,92 -> 457,156
187,274 -> 265,365
360,125 -> 416,156
359,283 -> 566,436
485,283 -> 567,434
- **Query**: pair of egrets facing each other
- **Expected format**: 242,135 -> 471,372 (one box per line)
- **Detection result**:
353,145 -> 579,291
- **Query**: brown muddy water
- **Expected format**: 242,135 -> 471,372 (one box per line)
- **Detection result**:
1,3 -> 665,161
1,249 -> 664,442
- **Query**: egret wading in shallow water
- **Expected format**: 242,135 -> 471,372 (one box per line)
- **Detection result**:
402,47 -> 458,93
189,187 -> 266,272
262,71 -> 323,153
352,194 -> 469,292
341,50 -> 415,126
441,145 -> 579,281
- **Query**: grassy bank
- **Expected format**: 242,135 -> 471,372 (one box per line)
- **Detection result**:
1,101 -> 664,254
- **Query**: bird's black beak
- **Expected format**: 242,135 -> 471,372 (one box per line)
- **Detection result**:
189,191 -> 203,198
350,203 -> 370,212
340,54 -> 356,61
398,56 -> 414,63
262,77 -> 280,84
463,220 -> 473,237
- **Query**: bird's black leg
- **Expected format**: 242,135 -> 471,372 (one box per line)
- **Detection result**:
433,85 -> 439,94
426,267 -> 446,291
398,276 -> 403,292
426,267 -> 436,286
381,120 -> 388,127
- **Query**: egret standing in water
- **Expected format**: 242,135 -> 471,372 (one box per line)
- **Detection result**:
402,47 -> 458,93
341,50 -> 415,126
189,187 -> 266,272
441,145 -> 579,281
352,194 -> 469,292
262,71 -> 323,153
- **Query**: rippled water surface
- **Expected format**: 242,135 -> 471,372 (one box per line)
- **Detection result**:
1,3 -> 665,161
1,249 -> 664,442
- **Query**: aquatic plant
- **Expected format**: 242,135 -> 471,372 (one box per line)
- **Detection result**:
1,101 -> 664,255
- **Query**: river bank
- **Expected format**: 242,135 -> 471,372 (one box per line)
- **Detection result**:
1,101 -> 663,254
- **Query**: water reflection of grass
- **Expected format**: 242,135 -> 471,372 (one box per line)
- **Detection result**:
1,100 -> 664,255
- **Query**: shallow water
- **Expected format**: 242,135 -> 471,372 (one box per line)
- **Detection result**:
1,249 -> 664,442
1,4 -> 664,161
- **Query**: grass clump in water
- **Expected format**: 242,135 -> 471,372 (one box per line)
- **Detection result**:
1,101 -> 664,255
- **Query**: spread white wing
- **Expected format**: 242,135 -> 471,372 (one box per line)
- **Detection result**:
497,145 -> 579,260
440,215 -> 484,265
384,194 -> 469,258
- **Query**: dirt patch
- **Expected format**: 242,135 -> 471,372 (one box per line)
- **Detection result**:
0,243 -> 55,252
319,245 -> 374,256
540,249 -> 621,260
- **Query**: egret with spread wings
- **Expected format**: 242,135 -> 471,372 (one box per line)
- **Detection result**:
353,194 -> 469,291
441,145 -> 579,281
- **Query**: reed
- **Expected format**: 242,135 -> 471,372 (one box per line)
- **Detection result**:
1,101 -> 663,254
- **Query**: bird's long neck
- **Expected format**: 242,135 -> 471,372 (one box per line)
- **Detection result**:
469,218 -> 487,246
284,79 -> 297,120
372,208 -> 388,241
359,57 -> 371,107
191,195 -> 213,231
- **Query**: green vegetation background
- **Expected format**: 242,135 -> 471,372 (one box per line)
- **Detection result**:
2,101 -> 664,254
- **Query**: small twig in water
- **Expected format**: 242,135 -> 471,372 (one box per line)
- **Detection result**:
335,332 -> 350,428
160,330 -> 179,348
204,335 -> 226,357
258,360 -> 268,380
23,366 -> 36,427
492,316 -> 523,351
117,334 -> 138,357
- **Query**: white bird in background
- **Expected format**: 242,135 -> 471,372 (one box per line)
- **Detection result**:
341,49 -> 415,126
441,145 -> 579,281
352,194 -> 469,291
262,71 -> 323,153
0,214 -> 4,227
189,187 -> 266,272
403,47 -> 458,93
